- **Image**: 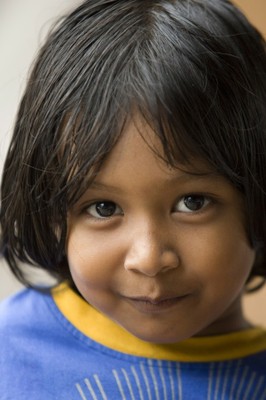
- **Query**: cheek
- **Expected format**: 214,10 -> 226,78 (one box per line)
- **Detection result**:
186,226 -> 255,296
66,226 -> 123,285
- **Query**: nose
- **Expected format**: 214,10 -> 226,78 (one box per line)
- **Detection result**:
124,223 -> 179,277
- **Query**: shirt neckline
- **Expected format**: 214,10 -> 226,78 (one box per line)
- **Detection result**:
52,283 -> 266,362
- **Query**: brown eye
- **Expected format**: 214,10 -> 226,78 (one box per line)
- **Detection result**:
86,201 -> 123,218
175,195 -> 211,213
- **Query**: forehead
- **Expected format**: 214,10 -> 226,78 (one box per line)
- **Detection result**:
91,115 -> 223,190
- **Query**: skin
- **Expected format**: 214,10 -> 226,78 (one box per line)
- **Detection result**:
67,116 -> 255,344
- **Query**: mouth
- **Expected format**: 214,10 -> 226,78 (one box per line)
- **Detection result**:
123,294 -> 190,314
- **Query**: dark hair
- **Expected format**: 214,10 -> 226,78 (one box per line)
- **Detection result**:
1,0 -> 266,291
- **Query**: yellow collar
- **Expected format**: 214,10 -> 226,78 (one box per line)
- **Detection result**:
52,283 -> 266,362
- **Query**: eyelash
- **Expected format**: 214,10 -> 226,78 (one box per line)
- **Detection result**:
174,194 -> 212,214
82,194 -> 214,220
83,201 -> 123,220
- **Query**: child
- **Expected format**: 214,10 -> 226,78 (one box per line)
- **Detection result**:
0,0 -> 265,398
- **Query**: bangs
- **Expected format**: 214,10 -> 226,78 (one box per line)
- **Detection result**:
9,0 -> 265,221
56,15 -> 254,208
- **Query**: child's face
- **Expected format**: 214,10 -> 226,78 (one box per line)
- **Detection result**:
67,116 -> 255,343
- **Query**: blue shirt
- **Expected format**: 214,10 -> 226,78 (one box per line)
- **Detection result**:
0,286 -> 265,399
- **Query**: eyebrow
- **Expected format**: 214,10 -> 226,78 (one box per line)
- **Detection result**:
87,171 -> 223,193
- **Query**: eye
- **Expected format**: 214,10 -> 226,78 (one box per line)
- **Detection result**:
85,201 -> 123,219
175,195 -> 211,213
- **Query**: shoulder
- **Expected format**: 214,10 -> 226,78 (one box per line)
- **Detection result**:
0,288 -> 68,399
0,288 -> 50,329
0,287 -> 58,351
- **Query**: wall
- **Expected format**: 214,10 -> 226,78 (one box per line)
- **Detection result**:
0,0 -> 265,327
232,0 -> 266,327
234,0 -> 266,37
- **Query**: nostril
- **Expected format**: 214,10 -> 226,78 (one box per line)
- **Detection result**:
124,246 -> 179,276
161,250 -> 180,271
